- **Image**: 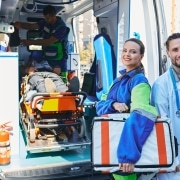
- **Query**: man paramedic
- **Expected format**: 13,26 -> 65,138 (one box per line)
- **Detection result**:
14,5 -> 70,82
151,33 -> 180,179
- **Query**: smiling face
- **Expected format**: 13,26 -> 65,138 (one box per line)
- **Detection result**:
121,41 -> 144,72
167,38 -> 180,69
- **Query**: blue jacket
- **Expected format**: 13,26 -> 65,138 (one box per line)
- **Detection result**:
96,68 -> 157,164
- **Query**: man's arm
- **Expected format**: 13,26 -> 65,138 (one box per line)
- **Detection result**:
21,36 -> 58,46
151,80 -> 169,117
14,21 -> 39,30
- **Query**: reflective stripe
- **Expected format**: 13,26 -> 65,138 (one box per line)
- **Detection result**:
43,26 -> 50,33
156,123 -> 167,165
101,121 -> 110,165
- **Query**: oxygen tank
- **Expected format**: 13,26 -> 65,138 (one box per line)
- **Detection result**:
0,129 -> 10,165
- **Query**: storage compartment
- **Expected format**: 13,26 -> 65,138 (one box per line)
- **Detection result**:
93,0 -> 118,17
0,52 -> 19,156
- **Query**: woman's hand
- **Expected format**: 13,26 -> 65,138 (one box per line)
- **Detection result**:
119,163 -> 134,173
113,102 -> 129,113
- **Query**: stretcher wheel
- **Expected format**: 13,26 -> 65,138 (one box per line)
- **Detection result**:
29,114 -> 36,143
77,118 -> 86,138
35,128 -> 40,137
30,128 -> 36,143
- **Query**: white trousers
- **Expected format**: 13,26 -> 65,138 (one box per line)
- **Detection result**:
157,172 -> 180,180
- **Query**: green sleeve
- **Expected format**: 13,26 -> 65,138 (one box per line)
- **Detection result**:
130,83 -> 158,116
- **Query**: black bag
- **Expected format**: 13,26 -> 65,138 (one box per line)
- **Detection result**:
9,23 -> 20,47
81,72 -> 96,96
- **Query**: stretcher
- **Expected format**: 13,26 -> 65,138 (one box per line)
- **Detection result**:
20,89 -> 90,153
92,113 -> 177,173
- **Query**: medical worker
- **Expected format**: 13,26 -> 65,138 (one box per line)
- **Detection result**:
96,38 -> 158,179
151,32 -> 180,180
14,5 -> 69,82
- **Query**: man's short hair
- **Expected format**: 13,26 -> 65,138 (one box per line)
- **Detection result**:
43,5 -> 56,16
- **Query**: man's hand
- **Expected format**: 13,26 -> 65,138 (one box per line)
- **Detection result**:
14,21 -> 21,29
175,165 -> 180,172
21,39 -> 32,46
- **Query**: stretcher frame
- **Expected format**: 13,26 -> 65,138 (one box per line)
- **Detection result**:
20,91 -> 90,153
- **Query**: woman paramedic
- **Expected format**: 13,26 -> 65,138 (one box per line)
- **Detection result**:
96,38 -> 158,179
